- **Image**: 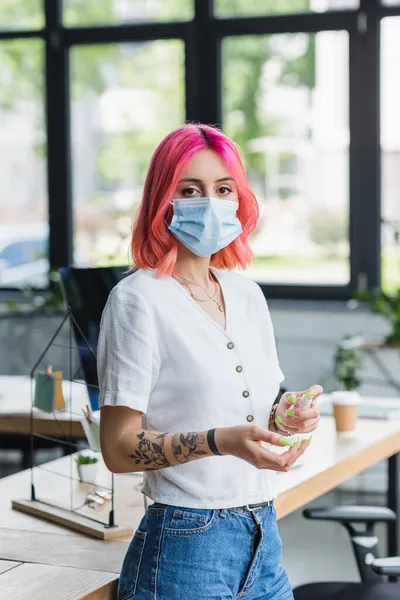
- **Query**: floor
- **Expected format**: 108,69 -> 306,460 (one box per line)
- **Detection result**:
0,450 -> 389,590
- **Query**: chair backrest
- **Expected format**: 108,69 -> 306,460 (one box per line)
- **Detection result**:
59,266 -> 133,407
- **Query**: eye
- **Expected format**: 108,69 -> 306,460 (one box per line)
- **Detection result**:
217,186 -> 232,196
181,186 -> 201,197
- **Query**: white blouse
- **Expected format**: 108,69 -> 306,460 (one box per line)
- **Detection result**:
97,267 -> 284,509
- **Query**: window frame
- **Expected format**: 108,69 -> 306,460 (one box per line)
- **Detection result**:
0,0 -> 397,301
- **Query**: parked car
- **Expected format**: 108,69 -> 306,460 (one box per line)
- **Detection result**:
0,224 -> 49,289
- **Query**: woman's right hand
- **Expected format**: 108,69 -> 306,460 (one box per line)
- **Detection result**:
215,425 -> 307,472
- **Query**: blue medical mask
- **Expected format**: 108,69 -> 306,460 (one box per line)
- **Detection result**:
168,197 -> 242,257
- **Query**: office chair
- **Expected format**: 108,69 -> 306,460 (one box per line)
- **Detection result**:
59,265 -> 131,407
293,505 -> 400,599
59,266 -> 149,511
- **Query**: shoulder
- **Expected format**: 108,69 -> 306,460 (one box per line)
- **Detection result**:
108,268 -> 170,305
216,268 -> 265,306
101,270 -> 163,334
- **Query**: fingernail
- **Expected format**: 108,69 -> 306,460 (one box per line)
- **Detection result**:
307,436 -> 312,446
296,439 -> 301,448
288,394 -> 297,404
275,416 -> 283,425
285,409 -> 295,417
306,388 -> 315,397
279,437 -> 294,447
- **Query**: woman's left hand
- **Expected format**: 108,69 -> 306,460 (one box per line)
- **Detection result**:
275,385 -> 323,435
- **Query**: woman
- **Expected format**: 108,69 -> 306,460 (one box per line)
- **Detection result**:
98,124 -> 321,600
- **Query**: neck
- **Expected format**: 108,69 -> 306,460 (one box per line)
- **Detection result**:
174,253 -> 213,288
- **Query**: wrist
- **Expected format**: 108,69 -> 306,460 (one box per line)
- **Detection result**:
269,402 -> 293,437
213,427 -> 231,456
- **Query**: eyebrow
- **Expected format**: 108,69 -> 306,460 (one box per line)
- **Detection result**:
178,177 -> 235,184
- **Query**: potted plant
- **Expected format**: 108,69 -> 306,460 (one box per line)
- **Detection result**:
355,288 -> 400,347
333,335 -> 363,400
354,217 -> 400,347
75,450 -> 99,484
5,268 -> 65,315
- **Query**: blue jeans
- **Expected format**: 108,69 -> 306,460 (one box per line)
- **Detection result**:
118,502 -> 293,600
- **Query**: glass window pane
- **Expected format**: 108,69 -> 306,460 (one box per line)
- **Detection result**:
0,40 -> 48,289
0,0 -> 43,30
216,0 -> 358,18
71,41 -> 185,267
382,1 -> 400,6
223,31 -> 349,285
64,0 -> 193,25
381,17 -> 400,292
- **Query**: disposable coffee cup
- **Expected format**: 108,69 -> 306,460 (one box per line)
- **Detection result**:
331,391 -> 360,432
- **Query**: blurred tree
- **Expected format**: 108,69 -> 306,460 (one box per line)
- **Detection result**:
0,0 -> 315,262
217,0 -> 309,16
222,0 -> 315,172
0,1 -> 117,111
0,0 -> 43,29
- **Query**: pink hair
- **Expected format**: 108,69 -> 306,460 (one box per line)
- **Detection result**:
130,123 -> 259,276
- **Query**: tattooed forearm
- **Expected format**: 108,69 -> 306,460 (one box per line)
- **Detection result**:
128,431 -> 171,469
171,432 -> 207,464
127,429 -> 216,472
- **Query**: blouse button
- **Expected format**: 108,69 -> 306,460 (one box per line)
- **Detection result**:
246,415 -> 254,423
227,342 -> 234,350
236,366 -> 243,373
242,391 -> 249,398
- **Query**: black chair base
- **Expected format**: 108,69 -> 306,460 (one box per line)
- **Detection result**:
294,582 -> 400,600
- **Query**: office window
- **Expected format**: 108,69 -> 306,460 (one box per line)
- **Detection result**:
223,31 -> 349,285
0,1 -> 43,30
381,17 -> 400,292
0,39 -> 48,290
64,0 -> 194,25
215,0 -> 358,18
70,40 -> 185,267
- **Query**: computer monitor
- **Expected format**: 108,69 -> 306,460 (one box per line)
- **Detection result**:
59,266 -> 133,410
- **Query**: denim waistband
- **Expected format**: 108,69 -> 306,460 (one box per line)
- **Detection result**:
148,500 -> 274,517
228,499 -> 274,516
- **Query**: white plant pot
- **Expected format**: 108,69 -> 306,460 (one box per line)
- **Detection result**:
77,462 -> 98,484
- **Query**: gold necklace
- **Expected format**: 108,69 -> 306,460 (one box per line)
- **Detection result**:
175,271 -> 218,300
173,271 -> 225,313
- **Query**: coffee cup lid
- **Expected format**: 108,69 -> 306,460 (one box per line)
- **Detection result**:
331,391 -> 361,405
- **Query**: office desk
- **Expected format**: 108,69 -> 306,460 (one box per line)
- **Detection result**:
0,410 -> 399,599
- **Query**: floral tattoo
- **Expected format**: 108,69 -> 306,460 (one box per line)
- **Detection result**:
171,432 -> 207,463
129,431 -> 170,469
128,431 -> 208,470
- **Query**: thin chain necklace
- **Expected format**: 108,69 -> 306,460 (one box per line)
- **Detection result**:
173,270 -> 225,313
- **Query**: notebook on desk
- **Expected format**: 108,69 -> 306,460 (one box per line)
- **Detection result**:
319,401 -> 400,420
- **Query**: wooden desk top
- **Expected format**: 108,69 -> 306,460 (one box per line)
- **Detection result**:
275,403 -> 400,518
0,399 -> 399,599
0,562 -> 118,600
0,376 -> 89,438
